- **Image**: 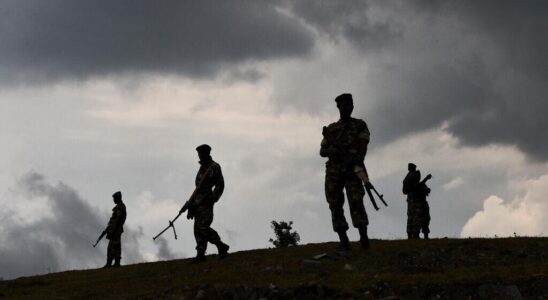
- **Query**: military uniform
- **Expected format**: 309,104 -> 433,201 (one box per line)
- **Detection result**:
320,116 -> 371,239
192,157 -> 225,253
403,170 -> 431,239
106,196 -> 126,267
184,144 -> 229,263
321,118 -> 369,232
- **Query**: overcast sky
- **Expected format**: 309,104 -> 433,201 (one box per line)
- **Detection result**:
1,0 -> 547,279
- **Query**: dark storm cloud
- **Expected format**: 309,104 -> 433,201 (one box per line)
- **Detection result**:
0,172 -> 144,279
428,0 -> 548,161
283,0 -> 400,51
283,0 -> 548,161
0,0 -> 314,83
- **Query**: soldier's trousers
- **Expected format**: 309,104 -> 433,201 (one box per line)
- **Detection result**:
193,204 -> 222,252
406,199 -> 430,236
107,234 -> 122,262
325,167 -> 368,232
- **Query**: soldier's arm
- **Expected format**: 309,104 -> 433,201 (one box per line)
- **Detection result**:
109,208 -> 124,231
212,166 -> 225,202
106,214 -> 115,234
320,137 -> 335,157
357,121 -> 370,158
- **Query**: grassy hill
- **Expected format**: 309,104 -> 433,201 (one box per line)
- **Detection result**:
1,238 -> 547,299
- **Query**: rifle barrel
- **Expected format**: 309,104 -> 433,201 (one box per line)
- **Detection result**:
372,187 -> 388,207
365,187 -> 379,211
153,211 -> 183,241
153,225 -> 170,241
92,230 -> 107,247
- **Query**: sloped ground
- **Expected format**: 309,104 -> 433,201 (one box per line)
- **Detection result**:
0,238 -> 547,299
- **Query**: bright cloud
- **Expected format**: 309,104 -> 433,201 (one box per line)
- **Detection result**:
461,174 -> 548,237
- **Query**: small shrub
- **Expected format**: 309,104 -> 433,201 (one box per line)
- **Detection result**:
269,220 -> 300,248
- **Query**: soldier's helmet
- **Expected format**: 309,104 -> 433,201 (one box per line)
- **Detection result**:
196,144 -> 212,154
334,93 -> 353,105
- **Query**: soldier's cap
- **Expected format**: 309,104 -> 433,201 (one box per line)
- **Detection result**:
408,163 -> 416,169
334,93 -> 353,104
196,144 -> 212,154
112,191 -> 122,198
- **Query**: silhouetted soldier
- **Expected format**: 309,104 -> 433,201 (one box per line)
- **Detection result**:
182,144 -> 229,263
403,163 -> 432,239
320,93 -> 371,251
104,191 -> 126,267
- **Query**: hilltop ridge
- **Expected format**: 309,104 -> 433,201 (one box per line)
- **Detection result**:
1,238 -> 547,299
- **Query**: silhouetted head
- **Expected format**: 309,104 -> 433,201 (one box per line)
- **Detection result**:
196,144 -> 212,162
335,93 -> 354,120
112,191 -> 122,204
408,163 -> 417,172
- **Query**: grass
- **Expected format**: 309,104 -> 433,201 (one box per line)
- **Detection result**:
0,237 -> 547,299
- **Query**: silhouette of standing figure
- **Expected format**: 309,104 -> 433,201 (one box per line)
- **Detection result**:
182,144 -> 229,263
104,191 -> 126,267
403,163 -> 432,239
320,93 -> 371,251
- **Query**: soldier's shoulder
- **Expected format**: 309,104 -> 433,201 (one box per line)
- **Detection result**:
326,121 -> 342,130
117,203 -> 127,211
351,118 -> 368,131
351,117 -> 367,126
210,160 -> 222,170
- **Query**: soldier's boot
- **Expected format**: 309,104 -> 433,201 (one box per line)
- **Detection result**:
113,258 -> 121,267
407,233 -> 413,240
358,226 -> 370,250
336,230 -> 351,251
423,233 -> 429,240
215,241 -> 230,260
188,250 -> 206,264
103,258 -> 113,268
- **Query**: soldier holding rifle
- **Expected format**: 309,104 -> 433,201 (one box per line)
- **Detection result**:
184,144 -> 229,263
320,93 -> 378,251
94,191 -> 126,268
153,145 -> 229,264
403,163 -> 432,239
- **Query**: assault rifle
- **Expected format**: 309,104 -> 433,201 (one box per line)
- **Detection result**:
92,229 -> 107,248
152,167 -> 214,241
419,173 -> 433,196
322,126 -> 388,211
153,213 -> 182,241
422,174 -> 433,184
353,166 -> 388,209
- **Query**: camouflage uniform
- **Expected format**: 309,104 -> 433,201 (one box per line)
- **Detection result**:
320,117 -> 370,232
192,158 -> 224,252
106,201 -> 126,265
403,170 -> 430,237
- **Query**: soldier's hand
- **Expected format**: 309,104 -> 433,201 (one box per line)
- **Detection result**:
364,181 -> 374,189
